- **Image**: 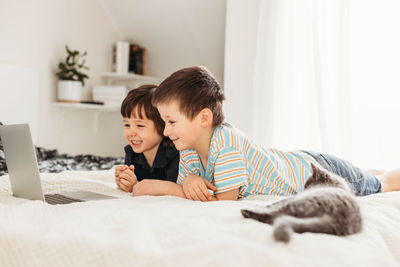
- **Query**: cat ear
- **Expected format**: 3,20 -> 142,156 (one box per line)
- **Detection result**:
311,163 -> 318,174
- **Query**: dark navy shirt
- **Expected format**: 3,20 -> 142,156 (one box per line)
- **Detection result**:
124,138 -> 179,182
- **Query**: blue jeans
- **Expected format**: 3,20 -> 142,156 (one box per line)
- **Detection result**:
302,151 -> 382,196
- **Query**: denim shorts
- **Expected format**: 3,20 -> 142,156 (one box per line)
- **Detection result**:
302,151 -> 382,196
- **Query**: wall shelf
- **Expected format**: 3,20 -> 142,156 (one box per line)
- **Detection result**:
52,102 -> 119,111
52,72 -> 161,134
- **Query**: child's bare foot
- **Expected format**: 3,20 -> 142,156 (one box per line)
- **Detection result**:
376,168 -> 400,192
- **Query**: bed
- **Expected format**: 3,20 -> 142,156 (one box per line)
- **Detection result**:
0,169 -> 399,267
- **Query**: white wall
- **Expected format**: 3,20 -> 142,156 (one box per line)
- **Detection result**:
223,0 -> 260,134
0,64 -> 39,141
0,0 -> 122,156
99,0 -> 226,84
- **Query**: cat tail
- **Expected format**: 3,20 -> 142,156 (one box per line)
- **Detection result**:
273,215 -> 334,242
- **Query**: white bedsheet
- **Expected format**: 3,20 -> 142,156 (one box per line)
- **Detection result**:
0,170 -> 399,267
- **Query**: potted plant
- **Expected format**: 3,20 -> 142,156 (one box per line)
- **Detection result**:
56,46 -> 89,102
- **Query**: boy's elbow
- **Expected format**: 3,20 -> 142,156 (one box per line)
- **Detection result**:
214,195 -> 238,201
214,188 -> 239,201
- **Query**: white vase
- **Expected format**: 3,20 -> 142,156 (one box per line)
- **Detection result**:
57,80 -> 83,102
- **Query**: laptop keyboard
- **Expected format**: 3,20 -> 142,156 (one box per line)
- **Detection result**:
44,194 -> 84,205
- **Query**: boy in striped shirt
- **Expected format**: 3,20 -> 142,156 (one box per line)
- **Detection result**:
132,66 -> 400,201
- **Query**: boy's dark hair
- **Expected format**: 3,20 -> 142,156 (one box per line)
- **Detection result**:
121,84 -> 165,137
152,66 -> 225,126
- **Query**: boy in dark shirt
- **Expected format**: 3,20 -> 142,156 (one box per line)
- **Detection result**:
115,85 -> 179,192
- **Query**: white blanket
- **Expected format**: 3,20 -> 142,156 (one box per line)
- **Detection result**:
0,170 -> 399,267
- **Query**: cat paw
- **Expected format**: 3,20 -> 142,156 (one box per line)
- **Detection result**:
241,209 -> 274,224
273,223 -> 292,243
241,209 -> 257,218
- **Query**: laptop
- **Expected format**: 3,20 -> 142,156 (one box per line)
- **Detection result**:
0,123 -> 116,205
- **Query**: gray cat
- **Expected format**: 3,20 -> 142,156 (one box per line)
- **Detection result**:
241,163 -> 362,242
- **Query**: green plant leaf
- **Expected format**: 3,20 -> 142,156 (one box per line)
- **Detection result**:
58,45 -> 90,84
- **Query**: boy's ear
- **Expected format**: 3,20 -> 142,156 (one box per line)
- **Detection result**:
199,108 -> 213,128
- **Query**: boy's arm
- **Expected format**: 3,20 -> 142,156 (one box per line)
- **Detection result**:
212,188 -> 239,201
132,179 -> 186,198
181,174 -> 239,201
132,179 -> 240,201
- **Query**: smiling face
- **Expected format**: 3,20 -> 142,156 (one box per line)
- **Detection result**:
123,112 -> 163,156
156,101 -> 203,151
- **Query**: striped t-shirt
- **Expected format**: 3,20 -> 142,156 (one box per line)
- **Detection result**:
177,122 -> 318,198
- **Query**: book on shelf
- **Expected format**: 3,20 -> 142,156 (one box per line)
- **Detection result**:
112,41 -> 147,75
129,44 -> 147,75
112,41 -> 129,74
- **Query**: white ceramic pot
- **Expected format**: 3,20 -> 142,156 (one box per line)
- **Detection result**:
57,80 -> 83,102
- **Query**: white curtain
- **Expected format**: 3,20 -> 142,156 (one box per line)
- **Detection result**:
250,0 -> 351,159
349,0 -> 400,169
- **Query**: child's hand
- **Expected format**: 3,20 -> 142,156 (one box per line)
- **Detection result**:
182,174 -> 218,201
115,165 -> 128,191
115,165 -> 137,192
115,165 -> 129,178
